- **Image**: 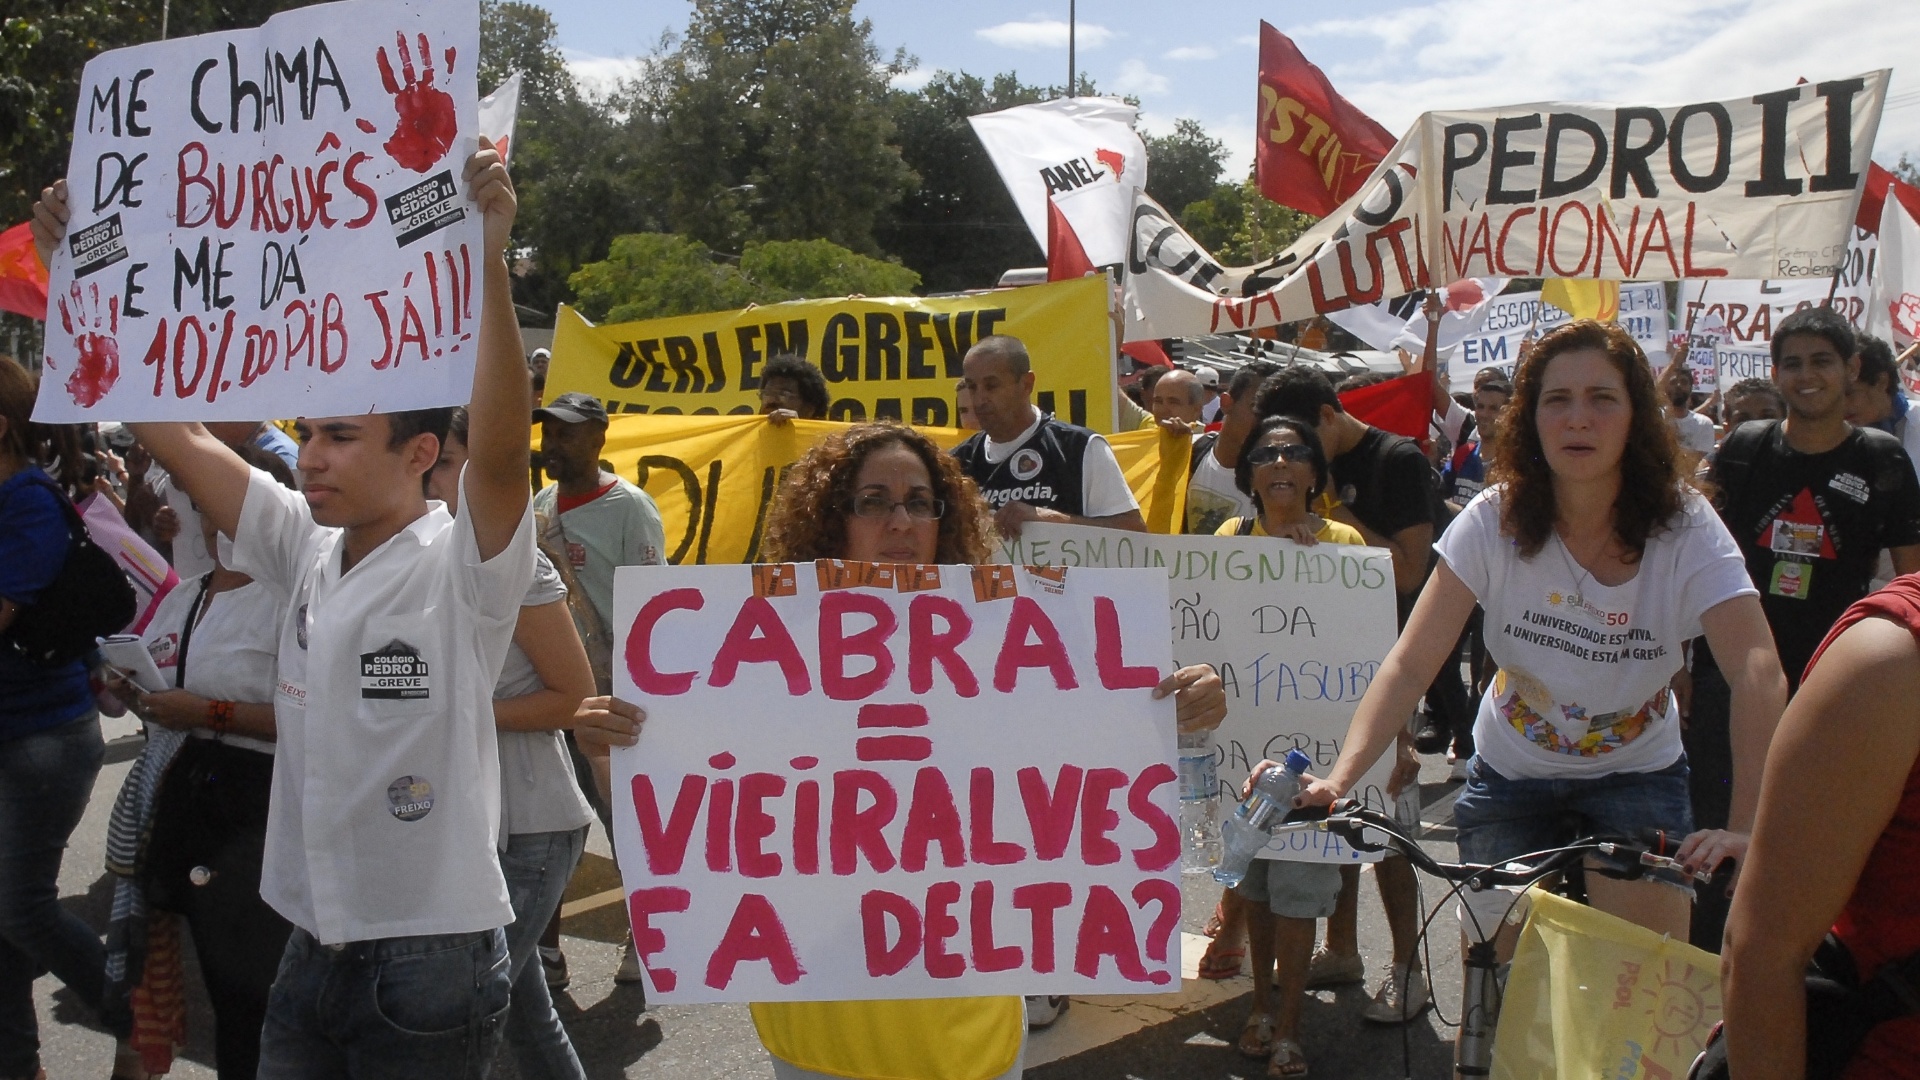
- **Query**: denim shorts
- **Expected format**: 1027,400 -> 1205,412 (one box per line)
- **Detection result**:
1451,754 -> 1694,867
1234,858 -> 1344,919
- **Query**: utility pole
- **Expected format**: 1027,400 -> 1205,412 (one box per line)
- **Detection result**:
1067,0 -> 1076,95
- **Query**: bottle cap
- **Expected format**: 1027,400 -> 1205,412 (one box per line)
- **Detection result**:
1283,749 -> 1312,774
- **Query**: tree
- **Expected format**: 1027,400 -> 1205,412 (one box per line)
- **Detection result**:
740,239 -> 919,300
1179,175 -> 1317,266
479,0 -> 576,105
570,233 -> 920,323
1144,119 -> 1228,225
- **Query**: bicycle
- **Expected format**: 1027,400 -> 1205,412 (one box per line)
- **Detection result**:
1278,800 -> 1717,1079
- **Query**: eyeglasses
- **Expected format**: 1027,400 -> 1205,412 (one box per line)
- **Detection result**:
1244,443 -> 1316,466
848,494 -> 945,520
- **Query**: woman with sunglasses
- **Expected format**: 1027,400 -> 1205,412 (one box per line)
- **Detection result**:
723,421 -> 1226,1080
1204,415 -> 1362,1077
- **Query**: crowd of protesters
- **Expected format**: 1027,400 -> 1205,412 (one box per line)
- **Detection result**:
7,148 -> 1920,1080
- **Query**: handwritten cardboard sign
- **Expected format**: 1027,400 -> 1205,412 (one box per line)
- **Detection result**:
609,561 -> 1181,1003
999,524 -> 1399,863
34,0 -> 484,422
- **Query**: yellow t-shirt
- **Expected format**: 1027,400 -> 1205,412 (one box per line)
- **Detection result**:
1216,515 -> 1365,546
749,997 -> 1024,1080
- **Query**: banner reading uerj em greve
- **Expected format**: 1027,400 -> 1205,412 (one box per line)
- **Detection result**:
547,276 -> 1120,433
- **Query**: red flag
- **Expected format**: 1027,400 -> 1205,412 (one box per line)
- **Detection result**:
1858,161 -> 1920,235
1121,340 -> 1171,368
1255,22 -> 1396,217
0,222 -> 48,321
1045,196 -> 1095,281
1339,370 -> 1431,441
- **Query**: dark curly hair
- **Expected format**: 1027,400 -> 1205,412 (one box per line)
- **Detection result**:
761,354 -> 831,419
1488,319 -> 1686,562
1234,415 -> 1329,510
761,422 -> 995,564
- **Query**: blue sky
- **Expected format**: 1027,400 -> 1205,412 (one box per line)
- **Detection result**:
541,0 -> 1920,179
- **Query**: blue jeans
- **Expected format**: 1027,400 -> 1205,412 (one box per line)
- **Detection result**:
0,712 -> 108,1077
257,926 -> 511,1080
499,828 -> 587,1080
1452,754 -> 1695,866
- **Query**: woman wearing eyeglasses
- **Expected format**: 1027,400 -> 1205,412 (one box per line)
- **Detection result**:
1206,414 -> 1360,1078
720,421 -> 1229,1080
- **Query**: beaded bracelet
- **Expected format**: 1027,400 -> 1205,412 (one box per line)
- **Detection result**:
205,698 -> 235,733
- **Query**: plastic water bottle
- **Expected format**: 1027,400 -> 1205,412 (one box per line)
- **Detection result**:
1212,750 -> 1314,887
1177,731 -> 1220,874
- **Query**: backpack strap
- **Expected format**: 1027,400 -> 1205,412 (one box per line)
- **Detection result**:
1235,515 -> 1257,536
1712,419 -> 1775,512
1189,432 -> 1219,478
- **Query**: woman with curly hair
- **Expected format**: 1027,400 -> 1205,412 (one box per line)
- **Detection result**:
727,421 -> 1224,1080
1286,322 -> 1786,1013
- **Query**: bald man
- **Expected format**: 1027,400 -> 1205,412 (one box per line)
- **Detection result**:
1150,368 -> 1206,428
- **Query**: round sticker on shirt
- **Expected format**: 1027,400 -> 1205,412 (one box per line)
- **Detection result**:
1010,448 -> 1044,482
387,776 -> 434,822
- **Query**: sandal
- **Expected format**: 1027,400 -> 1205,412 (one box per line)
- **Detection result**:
1203,900 -> 1226,939
1237,1011 -> 1276,1059
1267,1037 -> 1309,1078
1198,938 -> 1244,980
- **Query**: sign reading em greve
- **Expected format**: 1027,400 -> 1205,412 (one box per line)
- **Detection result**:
609,561 -> 1181,1003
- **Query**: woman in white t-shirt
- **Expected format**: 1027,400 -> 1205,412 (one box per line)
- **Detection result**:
1290,320 -> 1787,946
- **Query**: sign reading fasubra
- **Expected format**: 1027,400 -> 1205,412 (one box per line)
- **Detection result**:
609,561 -> 1183,1002
35,0 -> 485,422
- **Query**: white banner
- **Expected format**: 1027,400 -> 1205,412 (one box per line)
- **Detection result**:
1325,277 -> 1509,361
1122,74 -> 1889,343
997,524 -> 1399,864
1448,283 -> 1668,390
1869,198 -> 1920,352
609,561 -> 1182,1003
35,0 -> 485,422
1681,226 -> 1881,383
969,97 -> 1148,268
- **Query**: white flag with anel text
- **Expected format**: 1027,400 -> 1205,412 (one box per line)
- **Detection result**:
969,97 -> 1148,269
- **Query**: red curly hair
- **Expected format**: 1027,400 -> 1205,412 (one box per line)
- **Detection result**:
761,422 -> 996,565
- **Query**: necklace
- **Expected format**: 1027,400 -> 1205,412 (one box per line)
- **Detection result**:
1554,527 -> 1608,605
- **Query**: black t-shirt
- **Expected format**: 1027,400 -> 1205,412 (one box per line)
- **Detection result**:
1709,421 -> 1920,685
1331,427 -> 1442,621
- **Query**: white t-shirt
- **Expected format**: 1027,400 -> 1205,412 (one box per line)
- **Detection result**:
228,466 -> 534,944
1673,411 -> 1717,454
1437,486 -> 1755,780
980,409 -> 1139,518
1184,439 -> 1254,535
494,550 -> 595,841
142,574 -> 284,756
149,465 -> 215,579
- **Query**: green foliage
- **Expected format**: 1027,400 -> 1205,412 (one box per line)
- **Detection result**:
570,233 -> 920,324
1144,119 -> 1227,224
480,1 -> 576,106
1179,175 -> 1317,265
1897,154 -> 1919,188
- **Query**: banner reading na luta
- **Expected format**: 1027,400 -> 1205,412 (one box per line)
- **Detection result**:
547,276 -> 1119,433
554,415 -> 1191,566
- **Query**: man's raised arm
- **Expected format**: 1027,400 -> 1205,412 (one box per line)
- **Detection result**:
460,147 -> 532,562
30,179 -> 253,535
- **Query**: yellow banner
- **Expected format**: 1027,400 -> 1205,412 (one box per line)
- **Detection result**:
552,414 -> 1191,564
547,276 -> 1119,433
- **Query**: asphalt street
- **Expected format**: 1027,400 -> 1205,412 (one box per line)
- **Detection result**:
35,711 -> 1471,1080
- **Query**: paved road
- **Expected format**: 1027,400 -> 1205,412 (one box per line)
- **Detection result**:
36,712 -> 1470,1080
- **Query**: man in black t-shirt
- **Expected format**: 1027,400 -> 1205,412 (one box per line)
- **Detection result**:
1685,306 -> 1920,951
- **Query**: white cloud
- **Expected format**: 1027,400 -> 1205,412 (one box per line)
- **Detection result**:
976,19 -> 1114,51
1111,58 -> 1170,97
563,50 -> 644,99
1164,45 -> 1218,62
889,67 -> 934,92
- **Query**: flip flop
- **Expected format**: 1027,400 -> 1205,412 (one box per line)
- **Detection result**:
1203,899 -> 1225,939
1268,1037 -> 1309,1078
1198,939 -> 1244,980
1237,1012 -> 1276,1059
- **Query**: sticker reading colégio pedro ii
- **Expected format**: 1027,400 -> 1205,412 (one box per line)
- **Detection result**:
360,639 -> 430,699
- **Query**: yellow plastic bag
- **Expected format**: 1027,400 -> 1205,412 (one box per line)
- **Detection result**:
1492,889 -> 1722,1080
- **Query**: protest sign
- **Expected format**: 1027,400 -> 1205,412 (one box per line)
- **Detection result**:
1869,200 -> 1920,352
1682,225 -> 1880,382
80,494 -> 179,634
1123,74 -> 1889,343
563,414 -> 1193,566
968,98 -> 1147,268
34,0 -> 485,422
1444,282 -> 1668,390
547,276 -> 1120,433
609,561 -> 1180,1002
478,72 -> 519,161
997,524 -> 1399,863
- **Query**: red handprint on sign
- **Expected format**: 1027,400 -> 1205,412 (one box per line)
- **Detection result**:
377,32 -> 458,173
52,280 -> 120,408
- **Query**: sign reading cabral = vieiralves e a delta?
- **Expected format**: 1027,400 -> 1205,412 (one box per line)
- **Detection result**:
609,562 -> 1182,1002
33,0 -> 484,423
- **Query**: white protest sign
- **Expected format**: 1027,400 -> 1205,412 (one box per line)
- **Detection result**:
1448,283 -> 1668,390
1122,74 -> 1888,343
35,0 -> 484,422
1871,195 -> 1920,353
609,561 -> 1182,1003
1682,226 -> 1880,382
998,524 -> 1399,864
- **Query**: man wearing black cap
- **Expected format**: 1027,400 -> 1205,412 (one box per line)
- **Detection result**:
531,391 -> 665,985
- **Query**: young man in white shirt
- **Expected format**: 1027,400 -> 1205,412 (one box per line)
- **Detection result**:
39,148 -> 535,1078
952,335 -> 1145,539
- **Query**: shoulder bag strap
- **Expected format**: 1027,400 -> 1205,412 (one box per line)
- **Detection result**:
173,574 -> 216,690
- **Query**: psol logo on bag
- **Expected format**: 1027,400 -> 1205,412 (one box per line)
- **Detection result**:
360,640 -> 430,699
1010,448 -> 1045,481
387,776 -> 434,822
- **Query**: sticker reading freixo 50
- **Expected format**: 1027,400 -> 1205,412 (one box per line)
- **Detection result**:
387,775 -> 434,822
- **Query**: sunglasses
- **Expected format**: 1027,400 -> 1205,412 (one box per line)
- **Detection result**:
1244,443 -> 1315,466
